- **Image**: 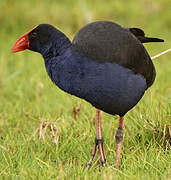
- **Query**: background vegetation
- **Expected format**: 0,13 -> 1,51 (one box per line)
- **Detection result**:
0,0 -> 170,179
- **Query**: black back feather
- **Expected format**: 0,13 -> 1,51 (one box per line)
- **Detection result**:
72,21 -> 164,87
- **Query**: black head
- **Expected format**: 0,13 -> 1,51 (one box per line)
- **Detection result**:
28,24 -> 59,53
12,24 -> 67,54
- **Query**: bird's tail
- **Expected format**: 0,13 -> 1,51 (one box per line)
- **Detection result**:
137,36 -> 164,43
129,28 -> 164,43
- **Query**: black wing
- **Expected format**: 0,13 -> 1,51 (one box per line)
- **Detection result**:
72,21 -> 163,88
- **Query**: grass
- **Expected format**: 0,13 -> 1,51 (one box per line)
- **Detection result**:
0,0 -> 171,179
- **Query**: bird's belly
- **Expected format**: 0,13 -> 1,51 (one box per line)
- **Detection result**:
51,56 -> 147,116
71,62 -> 147,116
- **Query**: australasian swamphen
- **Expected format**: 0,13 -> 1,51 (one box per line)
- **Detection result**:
11,21 -> 164,169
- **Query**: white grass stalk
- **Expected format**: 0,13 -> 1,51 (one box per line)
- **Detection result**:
151,48 -> 171,60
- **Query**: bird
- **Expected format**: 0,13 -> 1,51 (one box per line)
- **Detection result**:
11,21 -> 164,169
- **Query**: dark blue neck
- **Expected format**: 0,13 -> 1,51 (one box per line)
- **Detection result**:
40,34 -> 71,60
40,33 -> 72,92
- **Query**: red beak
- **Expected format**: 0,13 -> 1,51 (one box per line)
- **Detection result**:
11,26 -> 37,53
11,34 -> 29,53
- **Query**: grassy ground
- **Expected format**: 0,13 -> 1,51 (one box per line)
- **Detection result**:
0,0 -> 171,179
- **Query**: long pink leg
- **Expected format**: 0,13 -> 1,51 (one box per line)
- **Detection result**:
115,116 -> 124,168
86,109 -> 106,170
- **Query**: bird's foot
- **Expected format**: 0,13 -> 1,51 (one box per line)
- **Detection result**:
86,138 -> 106,170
